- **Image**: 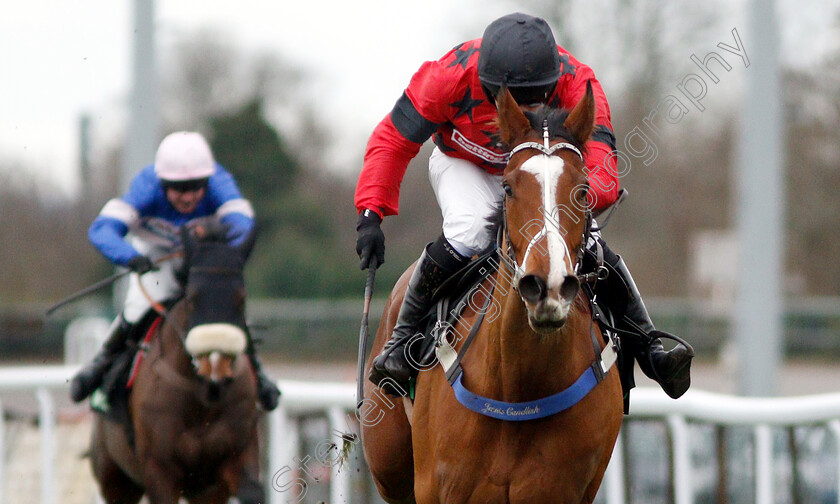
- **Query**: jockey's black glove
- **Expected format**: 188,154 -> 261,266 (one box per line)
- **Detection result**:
355,209 -> 385,270
126,255 -> 155,275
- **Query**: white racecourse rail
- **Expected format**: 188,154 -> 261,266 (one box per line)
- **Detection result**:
1,365 -> 840,504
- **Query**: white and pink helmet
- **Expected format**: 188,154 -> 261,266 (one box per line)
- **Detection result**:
154,131 -> 216,182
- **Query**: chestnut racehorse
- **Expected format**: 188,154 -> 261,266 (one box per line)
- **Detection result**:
89,226 -> 265,504
362,84 -> 624,504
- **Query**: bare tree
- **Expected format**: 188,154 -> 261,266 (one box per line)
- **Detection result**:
0,166 -> 106,306
783,63 -> 840,295
158,28 -> 314,153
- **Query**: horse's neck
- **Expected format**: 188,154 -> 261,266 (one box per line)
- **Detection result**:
155,307 -> 194,375
478,280 -> 593,399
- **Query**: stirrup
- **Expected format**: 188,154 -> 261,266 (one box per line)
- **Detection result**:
642,331 -> 694,399
369,239 -> 463,395
69,321 -> 132,403
70,364 -> 108,403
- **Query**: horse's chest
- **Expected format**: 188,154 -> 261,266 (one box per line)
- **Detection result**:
423,423 -> 603,503
175,419 -> 242,465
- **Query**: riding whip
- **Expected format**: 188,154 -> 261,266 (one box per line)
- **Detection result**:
45,269 -> 134,316
45,252 -> 183,317
356,259 -> 378,409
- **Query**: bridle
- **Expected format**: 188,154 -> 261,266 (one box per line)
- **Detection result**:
497,121 -> 603,291
438,122 -> 620,421
136,250 -> 246,356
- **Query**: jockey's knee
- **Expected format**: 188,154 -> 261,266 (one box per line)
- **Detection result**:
442,230 -> 492,258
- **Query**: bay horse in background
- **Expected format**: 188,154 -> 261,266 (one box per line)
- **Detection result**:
362,84 -> 624,503
90,225 -> 265,504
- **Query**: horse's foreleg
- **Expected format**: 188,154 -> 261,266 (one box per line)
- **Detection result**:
141,459 -> 183,504
187,459 -> 258,504
202,451 -> 264,504
228,431 -> 266,504
187,485 -> 232,504
90,419 -> 144,504
92,459 -> 144,504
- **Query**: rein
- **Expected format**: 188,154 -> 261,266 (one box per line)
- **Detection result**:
136,274 -> 183,360
497,123 -> 604,290
135,252 -> 190,356
136,259 -> 246,382
135,253 -> 239,352
434,262 -> 618,422
435,123 -> 618,421
136,262 -> 241,339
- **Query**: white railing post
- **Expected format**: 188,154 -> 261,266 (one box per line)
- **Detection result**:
4,371 -> 840,503
667,414 -> 692,504
268,402 -> 300,504
827,420 -> 840,504
602,428 -> 625,504
328,406 -> 351,504
36,388 -> 56,504
0,398 -> 4,504
754,424 -> 773,504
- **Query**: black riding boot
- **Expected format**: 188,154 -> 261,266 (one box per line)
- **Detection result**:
369,237 -> 466,391
606,251 -> 694,399
69,315 -> 134,403
246,337 -> 280,411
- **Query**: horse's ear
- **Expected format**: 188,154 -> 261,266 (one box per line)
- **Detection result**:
495,85 -> 532,148
237,225 -> 258,262
564,80 -> 596,146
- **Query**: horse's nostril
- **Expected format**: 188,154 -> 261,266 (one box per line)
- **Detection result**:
518,275 -> 547,304
560,275 -> 580,303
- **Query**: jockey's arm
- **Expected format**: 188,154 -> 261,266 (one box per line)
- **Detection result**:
584,139 -> 620,211
557,65 -> 620,211
217,211 -> 254,246
88,200 -> 143,267
355,116 -> 424,218
89,167 -> 158,266
205,166 -> 256,247
356,59 -> 456,217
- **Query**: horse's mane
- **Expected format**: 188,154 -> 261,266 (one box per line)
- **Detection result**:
484,105 -> 584,234
492,105 -> 585,155
484,202 -> 505,237
522,106 -> 585,152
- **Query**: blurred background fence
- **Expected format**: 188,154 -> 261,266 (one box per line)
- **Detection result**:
5,296 -> 840,363
1,368 -> 840,504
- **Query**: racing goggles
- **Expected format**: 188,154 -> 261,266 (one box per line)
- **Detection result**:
161,177 -> 209,193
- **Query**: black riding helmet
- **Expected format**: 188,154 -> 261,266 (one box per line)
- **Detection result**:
478,13 -> 560,105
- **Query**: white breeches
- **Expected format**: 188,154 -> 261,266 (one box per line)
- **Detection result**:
122,240 -> 184,323
427,147 -> 603,258
428,148 -> 504,257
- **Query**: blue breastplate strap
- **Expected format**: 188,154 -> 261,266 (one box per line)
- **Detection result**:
434,272 -> 619,422
437,314 -> 618,421
450,358 -> 606,421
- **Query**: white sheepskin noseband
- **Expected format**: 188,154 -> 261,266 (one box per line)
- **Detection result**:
185,323 -> 247,357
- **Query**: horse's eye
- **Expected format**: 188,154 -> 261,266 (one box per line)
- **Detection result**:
503,183 -> 514,197
577,186 -> 589,204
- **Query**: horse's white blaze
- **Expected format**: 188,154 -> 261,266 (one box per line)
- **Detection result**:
521,155 -> 569,290
209,351 -> 225,381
